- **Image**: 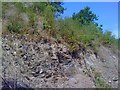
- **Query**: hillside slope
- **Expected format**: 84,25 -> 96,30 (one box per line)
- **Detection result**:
1,2 -> 118,89
1,34 -> 118,88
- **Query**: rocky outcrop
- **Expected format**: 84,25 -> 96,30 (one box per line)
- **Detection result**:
1,34 -> 118,88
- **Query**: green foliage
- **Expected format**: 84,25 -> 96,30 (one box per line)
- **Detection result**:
32,2 -> 48,15
94,71 -> 111,88
43,20 -> 50,30
30,2 -> 65,17
3,2 -> 65,33
15,2 -> 38,29
95,77 -> 107,88
72,6 -> 98,25
101,31 -> 115,46
57,18 -> 102,51
2,2 -> 9,19
3,2 -> 118,52
14,2 -> 27,13
43,5 -> 55,27
43,5 -> 56,37
57,18 -> 82,51
49,2 -> 66,17
7,18 -> 23,33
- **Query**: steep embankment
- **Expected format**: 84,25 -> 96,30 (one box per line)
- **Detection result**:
2,34 -> 118,88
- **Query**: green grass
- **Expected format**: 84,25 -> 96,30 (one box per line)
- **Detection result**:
95,75 -> 111,88
7,19 -> 23,33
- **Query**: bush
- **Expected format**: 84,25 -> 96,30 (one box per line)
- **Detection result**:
7,19 -> 23,33
43,5 -> 56,37
3,2 -> 118,53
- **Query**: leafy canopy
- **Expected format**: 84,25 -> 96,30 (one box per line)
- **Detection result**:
72,6 -> 98,25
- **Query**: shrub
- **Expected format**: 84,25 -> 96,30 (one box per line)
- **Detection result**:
43,5 -> 56,37
7,19 -> 23,33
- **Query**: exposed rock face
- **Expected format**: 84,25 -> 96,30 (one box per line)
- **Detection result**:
1,34 -> 118,88
1,78 -> 34,90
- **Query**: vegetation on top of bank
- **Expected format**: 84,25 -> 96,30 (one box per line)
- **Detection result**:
2,1 -> 119,53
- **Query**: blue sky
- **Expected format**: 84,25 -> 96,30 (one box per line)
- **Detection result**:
61,2 -> 118,38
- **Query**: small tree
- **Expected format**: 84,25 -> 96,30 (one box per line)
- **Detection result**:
72,6 -> 98,25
